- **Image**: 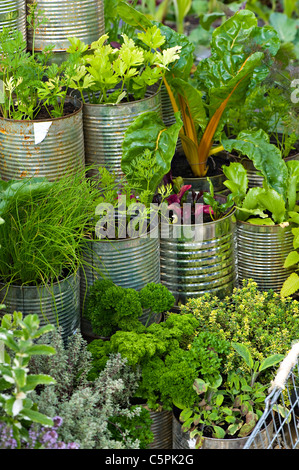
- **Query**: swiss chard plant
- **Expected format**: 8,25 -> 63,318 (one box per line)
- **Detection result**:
222,132 -> 299,226
164,9 -> 281,177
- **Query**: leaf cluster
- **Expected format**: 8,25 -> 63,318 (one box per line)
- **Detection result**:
87,312 -> 198,410
67,27 -> 181,104
29,328 -> 153,449
85,279 -> 175,337
0,313 -> 56,448
180,279 -> 299,374
0,170 -> 103,285
222,145 -> 299,225
179,341 -> 283,447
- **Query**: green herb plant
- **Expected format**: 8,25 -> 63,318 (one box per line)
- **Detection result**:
29,328 -> 154,449
179,279 -> 299,373
67,26 -> 181,104
87,312 -> 199,410
0,170 -> 103,286
84,279 -> 175,337
0,312 -> 56,448
179,342 -> 283,448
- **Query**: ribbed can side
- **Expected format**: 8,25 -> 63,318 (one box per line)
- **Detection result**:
0,97 -> 85,181
147,409 -> 173,449
237,221 -> 294,292
160,213 -> 237,304
0,0 -> 26,39
27,0 -> 105,51
0,272 -> 80,344
80,229 -> 161,311
83,88 -> 162,178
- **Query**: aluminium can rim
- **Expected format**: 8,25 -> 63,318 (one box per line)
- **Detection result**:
82,88 -> 161,109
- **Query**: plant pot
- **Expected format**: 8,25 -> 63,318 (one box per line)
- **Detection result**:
26,0 -> 105,64
237,220 -> 294,292
0,271 -> 80,344
0,96 -> 85,181
172,414 -> 273,449
80,227 -> 161,321
82,86 -> 162,179
160,211 -> 237,304
0,1 -> 26,40
146,408 -> 173,449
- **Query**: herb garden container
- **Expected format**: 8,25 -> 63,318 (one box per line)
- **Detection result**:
0,1 -> 26,39
160,211 -> 237,304
172,414 -> 273,449
0,96 -> 85,181
0,271 -> 80,345
26,0 -> 105,63
80,226 -> 161,326
83,87 -> 162,179
236,220 -> 294,292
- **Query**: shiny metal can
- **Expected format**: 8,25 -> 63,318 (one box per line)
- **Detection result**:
237,220 -> 294,292
0,0 -> 26,39
160,211 -> 237,304
0,96 -> 85,181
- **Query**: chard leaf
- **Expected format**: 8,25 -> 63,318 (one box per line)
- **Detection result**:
117,1 -> 152,30
121,111 -> 182,196
222,129 -> 288,200
256,187 -> 286,224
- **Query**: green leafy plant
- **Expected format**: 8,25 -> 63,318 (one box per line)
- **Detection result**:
222,150 -> 299,225
0,313 -> 56,448
281,230 -> 299,297
164,9 -> 280,177
179,278 -> 299,373
85,279 -> 175,337
0,5 -> 78,121
0,170 -> 103,285
179,342 -> 283,448
67,26 -> 181,104
121,110 -> 182,204
29,328 -> 153,449
87,312 -> 198,410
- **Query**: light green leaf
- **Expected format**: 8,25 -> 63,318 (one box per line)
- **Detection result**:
284,251 -> 299,268
281,272 -> 299,297
232,342 -> 254,369
259,354 -> 284,373
222,130 -> 287,200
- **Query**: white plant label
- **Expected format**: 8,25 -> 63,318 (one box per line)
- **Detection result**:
34,122 -> 52,145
